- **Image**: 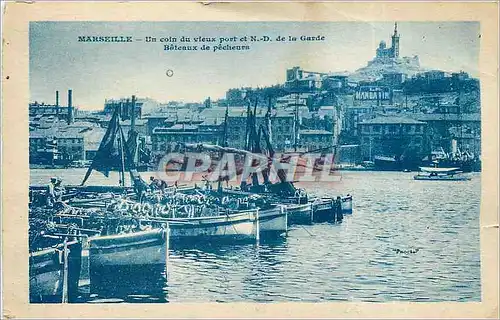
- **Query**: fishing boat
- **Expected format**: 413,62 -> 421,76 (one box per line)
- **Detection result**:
413,167 -> 471,181
285,202 -> 314,225
251,204 -> 287,237
88,227 -> 168,272
341,194 -> 353,214
29,239 -> 82,303
163,209 -> 259,245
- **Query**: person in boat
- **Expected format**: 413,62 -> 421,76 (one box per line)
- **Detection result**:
335,196 -> 343,223
149,176 -> 168,191
54,178 -> 65,200
46,177 -> 64,207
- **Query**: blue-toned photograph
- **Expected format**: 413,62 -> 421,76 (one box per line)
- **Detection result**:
28,21 -> 481,303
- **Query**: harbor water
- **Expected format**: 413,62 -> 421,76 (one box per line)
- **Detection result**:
30,169 -> 481,303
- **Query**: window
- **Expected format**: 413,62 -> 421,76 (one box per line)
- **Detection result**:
373,125 -> 381,133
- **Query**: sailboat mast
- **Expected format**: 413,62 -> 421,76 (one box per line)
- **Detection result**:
294,91 -> 299,152
118,130 -> 126,187
244,100 -> 251,150
131,95 -> 136,132
266,96 -> 273,145
218,106 -> 229,192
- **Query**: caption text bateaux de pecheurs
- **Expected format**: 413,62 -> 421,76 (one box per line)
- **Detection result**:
77,35 -> 326,52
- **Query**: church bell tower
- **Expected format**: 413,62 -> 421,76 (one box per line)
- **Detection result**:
391,22 -> 400,58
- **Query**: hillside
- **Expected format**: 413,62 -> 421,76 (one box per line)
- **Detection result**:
348,55 -> 425,82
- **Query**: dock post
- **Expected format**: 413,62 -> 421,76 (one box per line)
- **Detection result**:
310,205 -> 315,224
284,206 -> 288,236
79,235 -> 90,297
61,237 -> 69,304
255,209 -> 260,244
165,222 -> 170,279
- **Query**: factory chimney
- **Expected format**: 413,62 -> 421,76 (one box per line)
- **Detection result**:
67,89 -> 73,125
55,90 -> 60,118
131,95 -> 136,131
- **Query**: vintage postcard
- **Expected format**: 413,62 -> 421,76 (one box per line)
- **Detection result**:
2,2 -> 499,319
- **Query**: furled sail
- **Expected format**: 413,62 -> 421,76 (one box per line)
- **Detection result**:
81,108 -> 135,185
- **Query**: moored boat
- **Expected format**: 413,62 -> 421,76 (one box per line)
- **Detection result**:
285,203 -> 314,225
88,228 -> 168,275
29,240 -> 82,303
158,209 -> 259,246
311,198 -> 336,222
413,167 -> 471,181
341,195 -> 353,214
253,205 -> 287,237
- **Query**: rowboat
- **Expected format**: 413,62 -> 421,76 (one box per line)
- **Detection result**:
311,198 -> 336,222
285,203 -> 314,225
29,240 -> 82,303
236,205 -> 287,237
341,195 -> 353,214
88,228 -> 168,273
258,205 -> 287,236
87,228 -> 168,293
162,210 -> 259,246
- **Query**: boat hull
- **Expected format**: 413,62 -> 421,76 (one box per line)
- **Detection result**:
89,228 -> 167,271
312,199 -> 336,222
341,196 -> 353,214
414,175 -> 471,181
166,211 -> 258,246
257,206 -> 287,237
29,241 -> 82,303
286,203 -> 313,225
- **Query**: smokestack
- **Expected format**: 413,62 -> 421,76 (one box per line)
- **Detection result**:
56,90 -> 60,118
125,98 -> 130,120
67,89 -> 73,125
131,95 -> 136,131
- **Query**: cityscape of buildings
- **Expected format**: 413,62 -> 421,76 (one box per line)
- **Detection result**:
29,23 -> 481,169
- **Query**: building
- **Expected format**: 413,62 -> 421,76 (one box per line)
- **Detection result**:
298,130 -> 334,152
322,75 -> 349,93
225,109 -> 295,151
341,105 -> 375,138
300,105 -> 343,145
120,119 -> 148,137
29,90 -> 78,124
358,115 -> 427,161
151,123 -> 223,155
104,97 -> 143,120
382,72 -> 406,87
375,22 -> 400,59
411,112 -> 481,156
285,67 -> 323,92
29,122 -> 106,164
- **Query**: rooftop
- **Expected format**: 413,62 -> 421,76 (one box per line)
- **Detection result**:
413,113 -> 480,122
359,116 -> 426,125
300,129 -> 333,135
120,119 -> 148,126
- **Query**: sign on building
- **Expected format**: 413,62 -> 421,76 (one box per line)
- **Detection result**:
354,86 -> 391,101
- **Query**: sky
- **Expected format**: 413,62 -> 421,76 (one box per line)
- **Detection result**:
30,21 -> 480,110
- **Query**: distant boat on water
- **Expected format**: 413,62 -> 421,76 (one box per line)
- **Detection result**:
413,167 -> 471,181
